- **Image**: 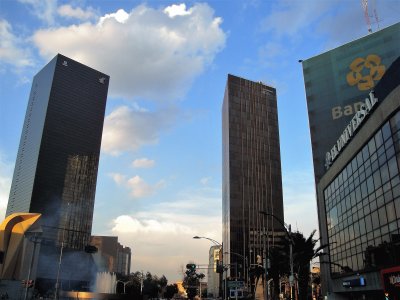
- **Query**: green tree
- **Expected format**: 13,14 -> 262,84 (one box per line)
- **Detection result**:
183,263 -> 205,300
119,271 -> 170,298
291,230 -> 326,300
164,284 -> 178,299
268,246 -> 290,299
267,230 -> 327,300
159,275 -> 168,297
140,272 -> 169,298
124,271 -> 143,298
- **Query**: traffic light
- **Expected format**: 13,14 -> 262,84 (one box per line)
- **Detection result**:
186,263 -> 196,271
216,261 -> 224,273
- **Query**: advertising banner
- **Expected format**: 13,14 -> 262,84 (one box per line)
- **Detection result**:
381,266 -> 400,300
302,22 -> 400,182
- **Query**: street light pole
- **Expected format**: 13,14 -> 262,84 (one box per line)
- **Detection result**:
289,225 -> 294,300
116,280 -> 130,294
193,236 -> 221,246
259,211 -> 294,300
193,236 -> 224,300
235,262 -> 238,300
140,271 -> 144,297
24,233 -> 42,300
55,202 -> 70,300
263,227 -> 268,300
54,239 -> 64,299
224,251 -> 248,294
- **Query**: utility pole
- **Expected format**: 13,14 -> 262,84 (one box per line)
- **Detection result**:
24,234 -> 42,300
289,225 -> 294,300
55,202 -> 70,300
140,270 -> 144,297
263,227 -> 268,300
259,211 -> 294,300
193,236 -> 223,299
235,263 -> 238,300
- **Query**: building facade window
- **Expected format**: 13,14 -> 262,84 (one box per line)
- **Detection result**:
324,109 -> 400,275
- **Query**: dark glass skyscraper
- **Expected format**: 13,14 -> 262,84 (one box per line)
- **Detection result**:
6,54 -> 109,251
222,74 -> 284,279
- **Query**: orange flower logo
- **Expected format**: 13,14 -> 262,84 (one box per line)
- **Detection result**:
346,54 -> 385,91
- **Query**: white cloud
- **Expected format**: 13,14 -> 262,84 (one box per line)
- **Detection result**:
260,1 -> 398,56
99,9 -> 129,24
257,41 -> 288,68
127,176 -> 165,198
111,215 -> 203,280
32,3 -> 226,101
200,177 -> 211,185
261,1 -> 333,37
132,158 -> 155,169
0,19 -> 34,69
57,4 -> 97,21
112,215 -> 192,234
110,173 -> 126,186
105,187 -> 222,281
164,4 -> 191,18
282,169 -> 318,237
314,1 -> 400,50
18,0 -> 58,25
101,105 -> 177,155
110,173 -> 165,198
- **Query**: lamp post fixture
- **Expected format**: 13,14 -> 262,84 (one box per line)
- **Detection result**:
116,280 -> 130,294
140,270 -> 144,297
24,232 -> 42,300
259,211 -> 295,300
55,202 -> 70,300
193,236 -> 224,300
193,236 -> 221,246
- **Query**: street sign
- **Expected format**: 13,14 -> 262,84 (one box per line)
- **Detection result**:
227,280 -> 244,288
342,277 -> 366,288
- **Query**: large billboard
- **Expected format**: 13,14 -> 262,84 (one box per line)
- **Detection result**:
302,22 -> 400,182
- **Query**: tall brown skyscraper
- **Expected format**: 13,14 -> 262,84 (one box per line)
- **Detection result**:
222,74 -> 284,280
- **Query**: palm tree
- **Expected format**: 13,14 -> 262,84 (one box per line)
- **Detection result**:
268,246 -> 290,299
291,230 -> 327,300
267,230 -> 327,300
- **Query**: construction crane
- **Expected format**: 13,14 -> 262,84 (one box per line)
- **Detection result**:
361,0 -> 380,33
361,0 -> 372,33
373,0 -> 380,30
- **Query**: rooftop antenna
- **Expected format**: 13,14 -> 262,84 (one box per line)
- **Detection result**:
361,0 -> 372,33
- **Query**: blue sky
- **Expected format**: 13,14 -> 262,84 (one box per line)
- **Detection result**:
0,0 -> 399,282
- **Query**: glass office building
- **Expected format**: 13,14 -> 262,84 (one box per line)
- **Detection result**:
222,74 -> 284,282
324,112 -> 400,274
303,22 -> 400,183
302,23 -> 400,299
6,54 -> 109,284
316,57 -> 400,299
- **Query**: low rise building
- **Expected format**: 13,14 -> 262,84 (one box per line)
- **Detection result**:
90,236 -> 131,276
